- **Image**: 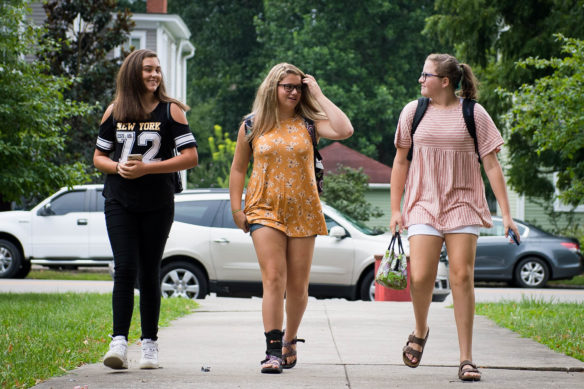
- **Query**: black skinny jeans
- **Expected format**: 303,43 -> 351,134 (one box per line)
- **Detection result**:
105,200 -> 174,340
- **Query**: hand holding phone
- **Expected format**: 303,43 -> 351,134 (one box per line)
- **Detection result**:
127,154 -> 143,161
508,229 -> 520,245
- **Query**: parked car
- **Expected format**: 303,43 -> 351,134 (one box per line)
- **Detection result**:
0,185 -> 450,301
443,216 -> 583,288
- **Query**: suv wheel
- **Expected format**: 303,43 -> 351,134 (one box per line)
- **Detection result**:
160,261 -> 208,299
13,260 -> 31,279
359,270 -> 375,301
514,257 -> 549,288
0,239 -> 22,279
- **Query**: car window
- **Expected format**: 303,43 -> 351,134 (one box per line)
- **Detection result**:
219,200 -> 245,228
50,191 -> 86,215
174,200 -> 221,227
325,215 -> 341,234
97,190 -> 104,212
480,219 -> 526,236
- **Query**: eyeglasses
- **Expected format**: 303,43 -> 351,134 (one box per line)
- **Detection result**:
278,83 -> 304,93
420,72 -> 444,82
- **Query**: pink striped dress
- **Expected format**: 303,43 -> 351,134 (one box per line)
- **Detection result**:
394,99 -> 503,230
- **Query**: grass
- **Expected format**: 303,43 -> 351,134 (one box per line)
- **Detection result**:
27,269 -> 112,281
547,274 -> 584,287
0,293 -> 198,388
476,298 -> 584,362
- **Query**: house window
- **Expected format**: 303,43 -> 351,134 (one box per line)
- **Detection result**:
114,31 -> 146,57
126,31 -> 146,51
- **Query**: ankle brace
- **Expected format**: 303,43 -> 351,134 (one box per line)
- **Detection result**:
264,329 -> 283,358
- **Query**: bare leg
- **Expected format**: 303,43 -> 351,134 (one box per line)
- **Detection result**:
444,233 -> 480,380
405,234 -> 443,364
251,227 -> 287,370
282,235 -> 315,365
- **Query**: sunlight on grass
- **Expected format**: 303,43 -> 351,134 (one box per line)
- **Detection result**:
476,298 -> 584,362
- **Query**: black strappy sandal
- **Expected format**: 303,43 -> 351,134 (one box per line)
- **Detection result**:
282,332 -> 305,369
402,328 -> 430,368
458,360 -> 481,381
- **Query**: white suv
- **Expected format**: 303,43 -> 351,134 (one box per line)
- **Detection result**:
0,185 -> 450,301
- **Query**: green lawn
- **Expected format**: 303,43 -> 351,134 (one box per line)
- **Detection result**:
476,299 -> 584,362
27,269 -> 112,281
548,274 -> 584,287
0,293 -> 197,388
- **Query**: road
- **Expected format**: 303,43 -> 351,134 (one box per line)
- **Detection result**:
0,278 -> 583,303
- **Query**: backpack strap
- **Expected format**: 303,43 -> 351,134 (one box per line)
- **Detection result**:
304,117 -> 323,161
407,97 -> 429,161
462,98 -> 481,164
244,114 -> 254,150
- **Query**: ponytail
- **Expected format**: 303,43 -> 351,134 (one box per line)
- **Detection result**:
458,63 -> 478,100
427,54 -> 479,100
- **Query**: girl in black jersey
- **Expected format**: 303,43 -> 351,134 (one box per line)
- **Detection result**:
93,49 -> 198,370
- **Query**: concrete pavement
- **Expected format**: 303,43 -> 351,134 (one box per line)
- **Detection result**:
33,295 -> 583,389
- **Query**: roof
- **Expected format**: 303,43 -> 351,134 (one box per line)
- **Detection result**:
319,142 -> 392,184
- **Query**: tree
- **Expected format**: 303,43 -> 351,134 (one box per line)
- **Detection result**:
171,0 -> 446,168
424,0 -> 584,200
503,35 -> 584,207
169,0 -> 264,166
0,0 -> 91,210
189,124 -> 240,188
320,166 -> 383,224
255,0 -> 446,165
39,0 -> 134,169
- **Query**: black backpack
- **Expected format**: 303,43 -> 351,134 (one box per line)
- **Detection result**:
407,97 -> 480,164
244,115 -> 324,194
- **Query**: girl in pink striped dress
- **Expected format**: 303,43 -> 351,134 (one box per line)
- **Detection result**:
390,53 -> 520,382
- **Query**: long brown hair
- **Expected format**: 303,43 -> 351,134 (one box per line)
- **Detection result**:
246,63 -> 326,143
113,49 -> 189,121
427,53 -> 479,100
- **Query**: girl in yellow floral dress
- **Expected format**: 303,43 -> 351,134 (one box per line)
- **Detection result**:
229,63 -> 353,374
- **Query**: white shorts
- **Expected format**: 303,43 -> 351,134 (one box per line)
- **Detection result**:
407,224 -> 480,239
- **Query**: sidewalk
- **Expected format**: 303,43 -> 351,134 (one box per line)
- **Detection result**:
34,296 -> 584,389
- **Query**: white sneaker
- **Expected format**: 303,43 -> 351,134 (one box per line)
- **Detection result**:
103,335 -> 128,369
139,338 -> 159,369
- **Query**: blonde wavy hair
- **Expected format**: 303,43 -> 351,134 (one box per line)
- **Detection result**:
246,63 -> 326,143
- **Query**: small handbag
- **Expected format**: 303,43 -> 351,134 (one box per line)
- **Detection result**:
375,232 -> 407,290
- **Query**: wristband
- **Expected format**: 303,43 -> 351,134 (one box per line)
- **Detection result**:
232,209 -> 242,214
115,162 -> 120,174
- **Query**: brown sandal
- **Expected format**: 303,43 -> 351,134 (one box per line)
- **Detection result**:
402,328 -> 429,368
458,360 -> 481,381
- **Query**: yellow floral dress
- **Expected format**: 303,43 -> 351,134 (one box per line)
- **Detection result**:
244,117 -> 328,237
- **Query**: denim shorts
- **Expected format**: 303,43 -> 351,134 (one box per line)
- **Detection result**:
407,224 -> 480,239
249,223 -> 266,234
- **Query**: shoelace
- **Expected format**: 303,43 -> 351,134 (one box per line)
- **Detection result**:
142,342 -> 158,359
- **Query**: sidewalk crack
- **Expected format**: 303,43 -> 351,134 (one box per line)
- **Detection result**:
325,301 -> 351,388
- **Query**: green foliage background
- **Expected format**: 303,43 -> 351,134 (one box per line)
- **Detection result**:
320,166 -> 383,224
0,0 -> 91,209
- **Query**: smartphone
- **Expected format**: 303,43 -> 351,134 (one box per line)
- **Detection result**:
508,229 -> 520,245
127,154 -> 143,161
